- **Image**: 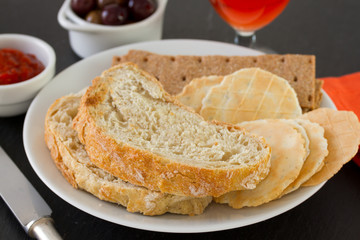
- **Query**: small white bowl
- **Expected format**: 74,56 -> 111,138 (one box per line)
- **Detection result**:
58,0 -> 168,58
0,34 -> 56,117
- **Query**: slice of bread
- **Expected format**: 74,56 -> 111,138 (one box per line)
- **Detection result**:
45,91 -> 212,216
113,50 -> 318,111
73,63 -> 271,197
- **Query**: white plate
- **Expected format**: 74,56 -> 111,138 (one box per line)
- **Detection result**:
23,39 -> 335,233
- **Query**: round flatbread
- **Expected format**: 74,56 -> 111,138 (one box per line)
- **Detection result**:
287,119 -> 310,160
300,108 -> 360,186
215,119 -> 306,208
176,75 -> 223,113
281,119 -> 329,195
200,68 -> 302,124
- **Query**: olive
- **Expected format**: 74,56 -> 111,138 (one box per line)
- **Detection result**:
97,0 -> 128,8
97,0 -> 115,9
116,0 -> 129,5
85,10 -> 102,24
71,0 -> 96,17
128,0 -> 156,21
101,4 -> 129,25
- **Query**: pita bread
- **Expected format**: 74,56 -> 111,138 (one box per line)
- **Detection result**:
215,119 -> 306,208
300,108 -> 360,186
200,68 -> 302,124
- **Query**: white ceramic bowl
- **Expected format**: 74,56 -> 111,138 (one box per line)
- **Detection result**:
58,0 -> 168,58
0,34 -> 56,117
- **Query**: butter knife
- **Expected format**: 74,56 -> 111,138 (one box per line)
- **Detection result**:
0,147 -> 62,240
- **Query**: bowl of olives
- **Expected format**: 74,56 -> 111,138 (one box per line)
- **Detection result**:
58,0 -> 167,58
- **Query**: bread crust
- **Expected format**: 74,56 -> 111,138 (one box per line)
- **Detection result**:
73,63 -> 271,197
45,93 -> 212,216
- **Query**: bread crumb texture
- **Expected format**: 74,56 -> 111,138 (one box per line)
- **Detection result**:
45,92 -> 212,215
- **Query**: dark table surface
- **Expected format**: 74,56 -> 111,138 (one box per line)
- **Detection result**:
1,0 -> 360,239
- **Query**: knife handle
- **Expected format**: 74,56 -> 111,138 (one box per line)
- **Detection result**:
27,217 -> 62,240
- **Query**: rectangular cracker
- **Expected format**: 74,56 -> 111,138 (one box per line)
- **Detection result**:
112,50 -> 317,110
302,79 -> 323,112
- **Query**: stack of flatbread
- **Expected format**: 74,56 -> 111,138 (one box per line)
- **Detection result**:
173,66 -> 360,208
44,51 -> 360,216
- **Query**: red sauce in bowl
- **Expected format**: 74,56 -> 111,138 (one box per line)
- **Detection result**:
0,48 -> 45,85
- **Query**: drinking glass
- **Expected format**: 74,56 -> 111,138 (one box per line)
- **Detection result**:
209,0 -> 289,51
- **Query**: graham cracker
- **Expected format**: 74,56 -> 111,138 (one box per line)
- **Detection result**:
315,79 -> 324,108
112,50 -> 318,110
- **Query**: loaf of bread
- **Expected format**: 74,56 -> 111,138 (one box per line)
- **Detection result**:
73,63 -> 271,197
45,91 -> 212,215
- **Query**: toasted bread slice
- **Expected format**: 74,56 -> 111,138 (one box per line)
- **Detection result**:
73,63 -> 271,197
45,91 -> 212,216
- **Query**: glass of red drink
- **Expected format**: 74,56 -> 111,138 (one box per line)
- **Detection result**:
209,0 -> 289,49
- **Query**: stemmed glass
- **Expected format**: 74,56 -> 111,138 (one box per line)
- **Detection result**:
209,0 -> 289,52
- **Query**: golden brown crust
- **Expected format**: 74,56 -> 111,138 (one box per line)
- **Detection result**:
113,50 -> 317,110
45,93 -> 212,216
45,98 -> 78,189
73,63 -> 271,197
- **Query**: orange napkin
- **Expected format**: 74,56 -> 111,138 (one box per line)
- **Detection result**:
321,72 -> 360,166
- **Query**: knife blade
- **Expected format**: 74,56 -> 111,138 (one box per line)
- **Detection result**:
0,146 -> 62,240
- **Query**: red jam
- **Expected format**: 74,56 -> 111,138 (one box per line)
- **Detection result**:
0,48 -> 45,85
